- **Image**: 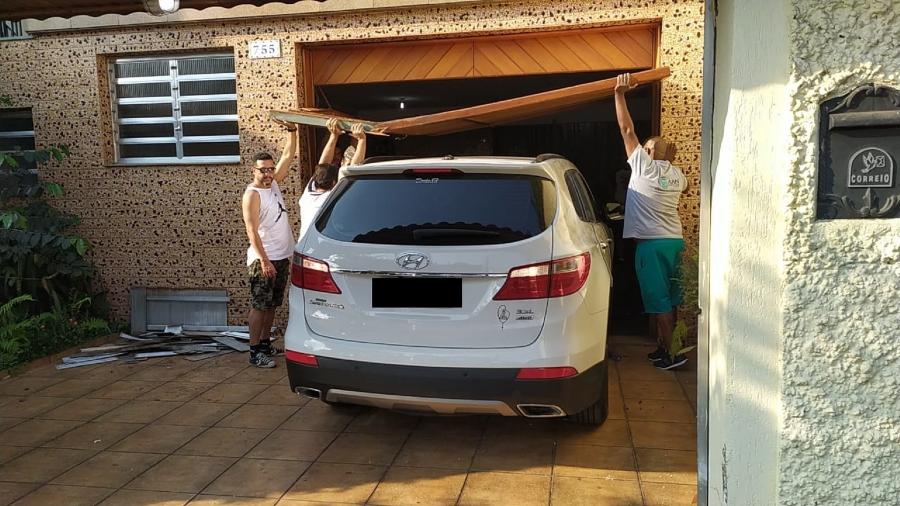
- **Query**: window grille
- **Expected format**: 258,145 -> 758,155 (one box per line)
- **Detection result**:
110,53 -> 240,165
0,108 -> 36,172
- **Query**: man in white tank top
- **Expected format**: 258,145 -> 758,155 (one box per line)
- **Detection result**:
241,122 -> 298,368
615,73 -> 689,371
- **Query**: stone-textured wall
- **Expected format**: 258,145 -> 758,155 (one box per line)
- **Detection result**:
778,1 -> 900,504
0,0 -> 704,325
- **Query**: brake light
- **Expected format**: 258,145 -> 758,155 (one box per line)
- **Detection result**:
516,367 -> 578,380
285,350 -> 318,367
291,253 -> 341,294
493,252 -> 590,300
402,168 -> 462,176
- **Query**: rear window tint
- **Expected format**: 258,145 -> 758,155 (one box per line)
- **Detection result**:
316,173 -> 557,245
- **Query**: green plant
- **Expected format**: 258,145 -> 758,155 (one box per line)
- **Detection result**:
671,250 -> 699,358
16,296 -> 111,367
0,294 -> 36,370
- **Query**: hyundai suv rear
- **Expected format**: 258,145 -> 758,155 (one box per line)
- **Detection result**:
284,155 -> 612,424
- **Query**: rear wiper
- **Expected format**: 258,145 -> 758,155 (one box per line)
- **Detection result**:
412,228 -> 501,240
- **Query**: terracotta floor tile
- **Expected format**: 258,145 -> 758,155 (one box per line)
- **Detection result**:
177,427 -> 270,458
550,475 -> 643,506
0,376 -> 63,396
79,363 -> 147,382
197,383 -> 268,404
608,389 -> 627,420
345,410 -> 419,435
176,366 -> 242,384
0,418 -> 24,432
215,404 -> 298,430
412,416 -> 487,438
0,395 -> 70,418
156,402 -> 241,426
556,419 -> 632,447
226,367 -> 286,385
394,432 -> 479,470
38,397 -> 128,422
125,455 -> 237,493
110,423 -> 205,453
203,458 -> 311,498
471,435 -> 554,475
458,471 -> 550,506
189,495 -> 276,505
616,362 -> 679,383
0,418 -> 83,446
86,380 -> 161,400
95,400 -> 184,424
553,444 -> 638,481
246,384 -> 309,406
34,379 -> 106,398
624,398 -> 696,423
622,380 -> 688,401
11,484 -> 114,506
635,448 -> 697,485
42,421 -> 143,450
369,466 -> 466,506
641,481 -> 698,505
279,402 -> 358,432
138,381 -> 215,402
318,432 -> 407,466
246,429 -> 337,461
0,481 -> 37,505
629,421 -> 697,451
98,489 -> 194,506
128,366 -> 196,382
51,451 -> 165,488
0,447 -> 96,483
0,445 -> 29,465
283,462 -> 386,503
482,417 -> 559,440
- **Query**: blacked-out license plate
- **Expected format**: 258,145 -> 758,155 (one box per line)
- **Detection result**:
372,278 -> 462,308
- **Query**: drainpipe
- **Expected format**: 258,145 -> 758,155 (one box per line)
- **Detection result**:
697,0 -> 718,505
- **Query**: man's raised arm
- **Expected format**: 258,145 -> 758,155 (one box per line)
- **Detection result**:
349,123 -> 367,166
614,73 -> 641,157
318,118 -> 341,165
273,120 -> 298,184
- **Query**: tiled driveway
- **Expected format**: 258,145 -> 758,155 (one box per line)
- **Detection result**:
0,335 -> 697,506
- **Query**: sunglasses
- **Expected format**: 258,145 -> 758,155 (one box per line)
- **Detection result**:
255,167 -> 275,174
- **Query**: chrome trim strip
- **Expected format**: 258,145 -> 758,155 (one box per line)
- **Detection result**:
331,269 -> 507,278
325,389 -> 518,416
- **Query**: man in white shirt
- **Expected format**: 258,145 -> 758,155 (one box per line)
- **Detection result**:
614,73 -> 688,370
298,118 -> 367,240
240,121 -> 298,368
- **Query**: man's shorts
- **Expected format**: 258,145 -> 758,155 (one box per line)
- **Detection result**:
635,238 -> 684,314
248,258 -> 290,310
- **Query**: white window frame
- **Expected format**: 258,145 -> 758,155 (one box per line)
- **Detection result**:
109,53 -> 240,165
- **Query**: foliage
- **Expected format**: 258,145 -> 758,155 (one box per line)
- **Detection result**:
20,296 -> 111,364
671,249 -> 699,358
0,295 -> 36,370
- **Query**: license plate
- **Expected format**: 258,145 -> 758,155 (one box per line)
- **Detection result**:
372,278 -> 462,308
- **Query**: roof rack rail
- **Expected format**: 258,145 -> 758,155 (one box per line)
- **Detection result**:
360,155 -> 417,165
533,153 -> 567,163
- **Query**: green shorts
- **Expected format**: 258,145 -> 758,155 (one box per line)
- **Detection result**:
248,258 -> 290,310
635,238 -> 684,314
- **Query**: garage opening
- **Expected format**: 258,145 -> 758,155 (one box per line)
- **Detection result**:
313,71 -> 657,335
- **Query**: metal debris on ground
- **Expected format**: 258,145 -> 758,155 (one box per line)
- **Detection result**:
55,327 -> 262,369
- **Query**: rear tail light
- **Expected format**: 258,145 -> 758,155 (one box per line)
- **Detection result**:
516,367 -> 578,380
493,252 -> 590,300
285,350 -> 318,367
291,253 -> 341,294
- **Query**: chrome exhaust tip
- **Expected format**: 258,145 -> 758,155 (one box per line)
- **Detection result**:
517,404 -> 566,418
295,387 -> 322,400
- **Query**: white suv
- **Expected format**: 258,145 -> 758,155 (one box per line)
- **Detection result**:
284,155 -> 613,424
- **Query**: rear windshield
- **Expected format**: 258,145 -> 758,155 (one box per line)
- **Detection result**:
315,173 -> 557,246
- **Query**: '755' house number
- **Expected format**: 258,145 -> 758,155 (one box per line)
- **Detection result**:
249,40 -> 281,59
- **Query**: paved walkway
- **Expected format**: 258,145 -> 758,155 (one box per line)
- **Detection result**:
0,335 -> 697,505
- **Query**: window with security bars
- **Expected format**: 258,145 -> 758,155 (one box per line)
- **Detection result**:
110,54 -> 240,165
0,108 -> 37,172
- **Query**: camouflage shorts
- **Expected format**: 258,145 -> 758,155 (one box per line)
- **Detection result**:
248,258 -> 290,310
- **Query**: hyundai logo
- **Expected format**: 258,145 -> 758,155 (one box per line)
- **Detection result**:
396,253 -> 430,270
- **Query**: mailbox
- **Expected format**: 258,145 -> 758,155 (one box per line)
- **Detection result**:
817,84 -> 900,219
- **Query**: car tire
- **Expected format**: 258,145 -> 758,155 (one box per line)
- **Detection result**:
568,362 -> 609,425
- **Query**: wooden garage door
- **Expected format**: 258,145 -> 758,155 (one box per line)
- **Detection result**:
307,25 -> 657,86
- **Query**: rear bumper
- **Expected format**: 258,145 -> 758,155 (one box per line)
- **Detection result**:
286,355 -> 606,417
